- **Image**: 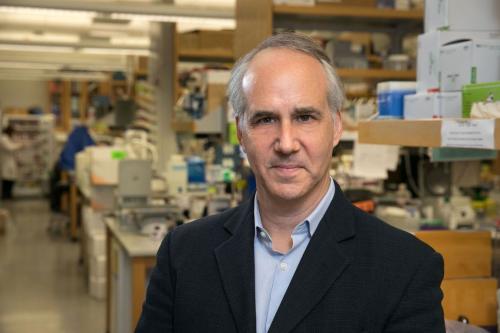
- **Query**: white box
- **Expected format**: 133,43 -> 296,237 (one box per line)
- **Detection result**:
90,185 -> 115,212
82,205 -> 106,236
440,40 -> 500,92
89,276 -> 106,300
90,146 -> 126,185
90,255 -> 107,279
404,92 -> 462,119
438,92 -> 462,118
88,232 -> 107,257
425,0 -> 500,32
404,93 -> 439,119
417,31 -> 500,92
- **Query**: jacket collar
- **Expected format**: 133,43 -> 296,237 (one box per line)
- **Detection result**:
215,182 -> 356,333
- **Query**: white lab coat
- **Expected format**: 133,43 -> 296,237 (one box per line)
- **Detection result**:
0,134 -> 22,181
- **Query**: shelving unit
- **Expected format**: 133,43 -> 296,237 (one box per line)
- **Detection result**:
235,1 -> 422,77
173,29 -> 234,134
178,48 -> 234,63
3,114 -> 55,197
358,119 -> 500,148
337,68 -> 415,80
133,81 -> 159,145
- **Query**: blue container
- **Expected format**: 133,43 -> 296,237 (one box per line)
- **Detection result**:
187,156 -> 206,184
377,81 -> 416,119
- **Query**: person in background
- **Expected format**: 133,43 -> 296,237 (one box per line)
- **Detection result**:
0,125 -> 24,200
49,121 -> 96,214
136,33 -> 445,333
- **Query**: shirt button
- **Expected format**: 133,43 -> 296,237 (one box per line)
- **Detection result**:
279,262 -> 288,271
259,231 -> 266,239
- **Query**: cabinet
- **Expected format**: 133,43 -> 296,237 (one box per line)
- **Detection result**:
235,1 -> 422,81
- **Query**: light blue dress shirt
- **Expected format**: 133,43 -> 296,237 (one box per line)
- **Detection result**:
254,179 -> 335,333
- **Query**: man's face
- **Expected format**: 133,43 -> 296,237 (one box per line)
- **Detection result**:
237,48 -> 342,204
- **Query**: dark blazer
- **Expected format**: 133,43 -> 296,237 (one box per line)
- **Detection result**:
136,183 -> 445,333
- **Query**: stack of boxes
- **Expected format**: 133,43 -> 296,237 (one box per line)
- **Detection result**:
82,205 -> 107,300
404,0 -> 500,119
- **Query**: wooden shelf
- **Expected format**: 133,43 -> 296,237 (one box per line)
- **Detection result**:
273,4 -> 423,20
358,119 -> 500,148
337,68 -> 416,80
178,48 -> 234,62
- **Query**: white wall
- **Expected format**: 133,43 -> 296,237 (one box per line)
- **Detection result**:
0,80 -> 48,111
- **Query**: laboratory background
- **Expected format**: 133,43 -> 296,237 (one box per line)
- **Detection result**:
0,0 -> 500,332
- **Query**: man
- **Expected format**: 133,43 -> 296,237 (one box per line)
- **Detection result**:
136,33 -> 445,333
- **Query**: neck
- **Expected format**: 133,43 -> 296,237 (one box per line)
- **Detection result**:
256,177 -> 331,251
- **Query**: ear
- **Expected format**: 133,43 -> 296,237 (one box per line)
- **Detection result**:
332,111 -> 343,147
235,117 -> 246,152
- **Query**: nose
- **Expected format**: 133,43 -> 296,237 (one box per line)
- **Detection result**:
274,120 -> 299,155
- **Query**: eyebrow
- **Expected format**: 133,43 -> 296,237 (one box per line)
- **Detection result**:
247,107 -> 323,123
292,107 -> 322,117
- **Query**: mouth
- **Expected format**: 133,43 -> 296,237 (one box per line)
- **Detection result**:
270,164 -> 303,176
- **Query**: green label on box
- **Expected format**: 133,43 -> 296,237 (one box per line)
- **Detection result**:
111,150 -> 127,160
462,81 -> 500,118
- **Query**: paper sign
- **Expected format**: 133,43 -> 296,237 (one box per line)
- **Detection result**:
352,143 -> 400,179
441,119 -> 495,149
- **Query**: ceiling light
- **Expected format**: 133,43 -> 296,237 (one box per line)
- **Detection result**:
0,6 -> 96,18
0,61 -> 61,70
110,13 -> 235,29
110,36 -> 150,47
0,44 -> 74,53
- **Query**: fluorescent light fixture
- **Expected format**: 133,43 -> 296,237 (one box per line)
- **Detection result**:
0,61 -> 61,70
0,44 -> 74,53
110,13 -> 235,29
0,31 -> 79,44
0,6 -> 96,18
110,36 -> 150,47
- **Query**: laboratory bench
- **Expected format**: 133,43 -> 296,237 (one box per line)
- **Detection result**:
105,217 -> 161,333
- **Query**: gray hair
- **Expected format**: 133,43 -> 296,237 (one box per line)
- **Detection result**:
227,32 -> 344,122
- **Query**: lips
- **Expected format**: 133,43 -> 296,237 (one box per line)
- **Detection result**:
270,163 -> 303,177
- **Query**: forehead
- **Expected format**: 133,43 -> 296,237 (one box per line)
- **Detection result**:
242,48 -> 329,110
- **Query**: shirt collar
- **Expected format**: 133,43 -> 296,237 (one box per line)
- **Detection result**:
254,178 -> 335,237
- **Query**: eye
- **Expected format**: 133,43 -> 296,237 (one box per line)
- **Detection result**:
297,114 -> 314,122
255,116 -> 275,125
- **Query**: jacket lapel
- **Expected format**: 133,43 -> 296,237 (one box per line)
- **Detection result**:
214,198 -> 257,333
268,183 -> 357,333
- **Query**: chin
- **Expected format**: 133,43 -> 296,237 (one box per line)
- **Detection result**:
267,184 -> 308,202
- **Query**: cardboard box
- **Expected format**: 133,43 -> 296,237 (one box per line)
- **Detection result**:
90,147 -> 127,185
404,93 -> 438,119
462,81 -> 500,118
89,276 -> 107,300
416,31 -> 500,92
440,40 -> 500,92
437,92 -> 462,118
404,92 -> 461,119
90,185 -> 115,212
441,278 -> 497,327
89,255 -> 107,279
87,232 -> 107,257
415,230 -> 492,279
425,0 -> 500,32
